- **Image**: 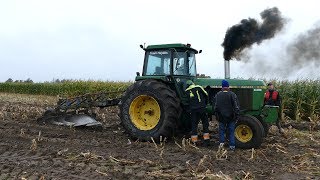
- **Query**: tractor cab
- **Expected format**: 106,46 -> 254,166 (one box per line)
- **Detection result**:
140,44 -> 199,77
137,44 -> 201,101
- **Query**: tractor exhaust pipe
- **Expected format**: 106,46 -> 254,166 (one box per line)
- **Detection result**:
224,60 -> 230,79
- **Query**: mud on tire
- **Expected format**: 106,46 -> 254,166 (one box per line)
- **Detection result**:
119,80 -> 181,141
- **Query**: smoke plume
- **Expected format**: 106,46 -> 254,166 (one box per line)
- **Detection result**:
222,7 -> 286,60
237,24 -> 320,79
287,26 -> 320,69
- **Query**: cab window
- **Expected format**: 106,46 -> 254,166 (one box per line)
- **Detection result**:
144,50 -> 170,75
173,51 -> 197,76
173,51 -> 187,75
188,52 -> 197,76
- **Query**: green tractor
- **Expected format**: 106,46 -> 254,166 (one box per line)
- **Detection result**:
39,43 -> 279,149
119,43 -> 279,149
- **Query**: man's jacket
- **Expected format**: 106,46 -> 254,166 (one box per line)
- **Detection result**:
185,84 -> 208,111
264,89 -> 281,106
213,90 -> 240,123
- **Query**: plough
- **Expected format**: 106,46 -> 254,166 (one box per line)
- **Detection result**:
37,91 -> 123,127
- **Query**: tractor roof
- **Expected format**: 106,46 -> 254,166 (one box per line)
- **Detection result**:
145,43 -> 199,53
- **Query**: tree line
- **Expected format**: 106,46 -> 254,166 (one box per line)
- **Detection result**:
4,78 -> 77,83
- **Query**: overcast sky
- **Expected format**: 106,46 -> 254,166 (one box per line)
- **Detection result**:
0,0 -> 319,82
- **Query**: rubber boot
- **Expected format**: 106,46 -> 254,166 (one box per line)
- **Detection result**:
191,135 -> 199,146
203,133 -> 210,147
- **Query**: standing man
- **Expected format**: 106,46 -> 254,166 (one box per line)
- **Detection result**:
264,82 -> 284,134
213,80 -> 240,151
185,80 -> 210,146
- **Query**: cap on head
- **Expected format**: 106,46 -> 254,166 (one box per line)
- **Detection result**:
222,80 -> 229,88
186,80 -> 194,86
267,82 -> 273,86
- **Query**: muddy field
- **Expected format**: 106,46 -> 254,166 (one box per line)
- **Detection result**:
0,93 -> 319,180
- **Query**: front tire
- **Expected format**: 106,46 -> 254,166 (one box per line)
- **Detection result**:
119,80 -> 181,141
235,115 -> 264,149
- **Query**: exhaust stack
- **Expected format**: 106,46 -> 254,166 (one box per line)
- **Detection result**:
224,60 -> 230,79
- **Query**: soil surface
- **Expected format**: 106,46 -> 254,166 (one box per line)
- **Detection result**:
0,93 -> 319,180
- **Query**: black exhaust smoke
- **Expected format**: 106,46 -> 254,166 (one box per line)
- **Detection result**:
222,7 -> 286,60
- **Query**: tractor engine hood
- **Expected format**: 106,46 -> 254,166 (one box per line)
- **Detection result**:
193,78 -> 266,88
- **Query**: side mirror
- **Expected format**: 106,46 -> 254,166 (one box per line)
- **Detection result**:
136,72 -> 140,76
139,45 -> 144,49
199,50 -> 202,54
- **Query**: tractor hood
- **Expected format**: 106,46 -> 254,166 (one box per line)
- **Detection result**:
194,78 -> 267,112
194,78 -> 266,89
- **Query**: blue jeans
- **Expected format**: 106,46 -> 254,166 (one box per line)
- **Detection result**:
219,121 -> 235,147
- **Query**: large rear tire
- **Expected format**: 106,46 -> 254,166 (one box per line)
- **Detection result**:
119,80 -> 181,141
235,115 -> 264,149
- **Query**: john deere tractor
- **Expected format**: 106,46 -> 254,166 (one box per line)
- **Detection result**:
119,43 -> 279,149
39,43 -> 279,149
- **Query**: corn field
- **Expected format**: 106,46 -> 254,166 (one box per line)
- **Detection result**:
276,79 -> 320,122
0,80 -> 319,121
0,81 -> 132,97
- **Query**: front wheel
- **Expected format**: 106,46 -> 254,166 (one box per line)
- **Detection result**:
235,115 -> 264,149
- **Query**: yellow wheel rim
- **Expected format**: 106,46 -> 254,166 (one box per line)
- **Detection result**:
129,95 -> 161,130
235,124 -> 253,143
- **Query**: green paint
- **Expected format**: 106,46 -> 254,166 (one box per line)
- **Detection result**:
245,110 -> 262,116
252,88 -> 265,110
194,78 -> 266,87
262,105 -> 279,123
194,78 -> 266,111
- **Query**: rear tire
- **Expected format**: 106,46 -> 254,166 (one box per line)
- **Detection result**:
119,80 -> 181,141
235,115 -> 264,149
